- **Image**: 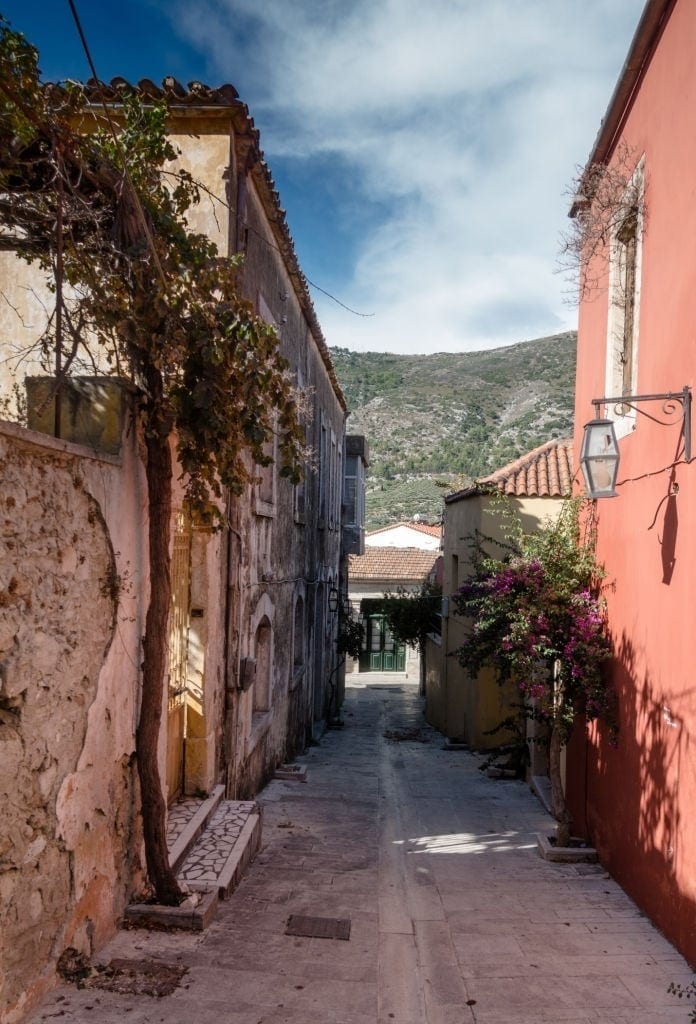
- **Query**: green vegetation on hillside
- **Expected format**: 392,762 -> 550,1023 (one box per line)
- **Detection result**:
331,331 -> 576,529
365,475 -> 460,529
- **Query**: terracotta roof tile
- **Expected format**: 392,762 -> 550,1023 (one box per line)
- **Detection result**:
446,438 -> 574,503
348,547 -> 439,582
367,521 -> 442,539
73,77 -> 345,411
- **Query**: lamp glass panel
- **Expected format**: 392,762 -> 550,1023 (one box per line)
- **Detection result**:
583,422 -> 618,458
580,419 -> 619,497
582,457 -> 618,496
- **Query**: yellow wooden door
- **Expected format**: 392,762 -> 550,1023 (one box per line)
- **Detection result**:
166,510 -> 191,804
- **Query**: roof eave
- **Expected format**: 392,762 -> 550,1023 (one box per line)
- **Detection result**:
570,0 -> 674,217
81,77 -> 347,412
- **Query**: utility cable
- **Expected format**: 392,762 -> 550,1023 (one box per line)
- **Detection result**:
66,0 -> 167,287
64,6 -> 373,322
243,223 -> 375,318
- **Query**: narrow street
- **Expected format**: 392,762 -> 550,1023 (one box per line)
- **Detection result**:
31,676 -> 692,1024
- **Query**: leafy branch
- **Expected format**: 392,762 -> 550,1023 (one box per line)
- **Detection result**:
382,580 -> 442,656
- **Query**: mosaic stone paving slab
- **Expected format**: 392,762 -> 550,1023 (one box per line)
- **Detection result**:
166,798 -> 203,853
177,801 -> 257,885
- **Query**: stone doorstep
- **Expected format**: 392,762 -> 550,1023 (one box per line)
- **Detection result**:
486,765 -> 517,779
124,796 -> 261,932
168,784 -> 225,874
530,774 -> 553,815
273,763 -> 308,782
183,809 -> 262,899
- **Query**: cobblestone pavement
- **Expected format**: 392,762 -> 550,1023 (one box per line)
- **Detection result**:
29,676 -> 694,1024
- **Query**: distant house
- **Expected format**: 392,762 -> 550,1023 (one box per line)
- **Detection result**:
348,539 -> 439,675
425,439 -> 573,751
365,520 -> 442,551
568,0 -> 696,967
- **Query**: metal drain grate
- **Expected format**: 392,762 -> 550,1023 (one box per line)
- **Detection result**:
285,914 -> 351,940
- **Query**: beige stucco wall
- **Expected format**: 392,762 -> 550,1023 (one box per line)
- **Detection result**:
427,493 -> 563,748
0,118 -> 233,424
180,522 -> 227,796
168,118 -> 232,253
0,419 -> 147,1023
0,253 -> 54,421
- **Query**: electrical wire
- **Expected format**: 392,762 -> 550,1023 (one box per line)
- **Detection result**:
64,5 -> 374,323
66,0 -> 167,288
243,224 -> 375,318
616,456 -> 691,488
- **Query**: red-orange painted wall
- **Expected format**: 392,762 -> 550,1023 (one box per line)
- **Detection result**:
571,0 -> 696,966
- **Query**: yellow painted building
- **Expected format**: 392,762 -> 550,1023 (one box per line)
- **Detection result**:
425,439 -> 573,754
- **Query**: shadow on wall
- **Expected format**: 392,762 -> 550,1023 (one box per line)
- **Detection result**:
581,629 -> 696,964
657,468 -> 679,585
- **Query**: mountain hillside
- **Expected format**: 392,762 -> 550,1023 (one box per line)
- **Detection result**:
330,331 -> 577,528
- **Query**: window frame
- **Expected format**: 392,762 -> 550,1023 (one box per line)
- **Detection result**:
605,158 -> 644,440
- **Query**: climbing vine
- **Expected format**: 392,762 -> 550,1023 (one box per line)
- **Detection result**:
0,18 -> 304,902
558,141 -> 645,304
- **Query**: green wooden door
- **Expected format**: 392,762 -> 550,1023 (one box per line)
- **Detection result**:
360,614 -> 406,672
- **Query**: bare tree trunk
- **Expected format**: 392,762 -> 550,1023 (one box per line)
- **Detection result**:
137,395 -> 182,905
549,722 -> 572,848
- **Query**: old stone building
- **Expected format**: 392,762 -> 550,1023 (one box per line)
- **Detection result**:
0,79 -> 351,1021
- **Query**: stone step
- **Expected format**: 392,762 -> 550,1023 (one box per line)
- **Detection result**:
126,793 -> 262,932
166,784 -> 225,874
177,799 -> 262,899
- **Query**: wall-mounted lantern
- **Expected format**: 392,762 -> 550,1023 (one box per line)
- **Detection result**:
579,417 -> 620,498
580,386 -> 691,499
328,586 -> 340,614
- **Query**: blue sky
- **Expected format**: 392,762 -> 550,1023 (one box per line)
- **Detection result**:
2,0 -> 645,353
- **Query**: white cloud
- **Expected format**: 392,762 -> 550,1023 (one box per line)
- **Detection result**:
169,0 -> 644,352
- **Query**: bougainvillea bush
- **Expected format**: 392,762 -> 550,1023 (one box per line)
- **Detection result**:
453,497 -> 615,843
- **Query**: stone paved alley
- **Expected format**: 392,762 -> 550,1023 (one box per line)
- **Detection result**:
29,676 -> 693,1024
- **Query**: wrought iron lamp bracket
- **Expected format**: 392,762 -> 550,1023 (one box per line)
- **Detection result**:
591,385 -> 691,461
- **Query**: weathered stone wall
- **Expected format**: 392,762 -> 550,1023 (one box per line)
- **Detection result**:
0,425 -> 143,1024
225,167 -> 345,799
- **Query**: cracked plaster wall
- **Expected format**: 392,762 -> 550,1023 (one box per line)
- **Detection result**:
0,425 -> 146,1024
